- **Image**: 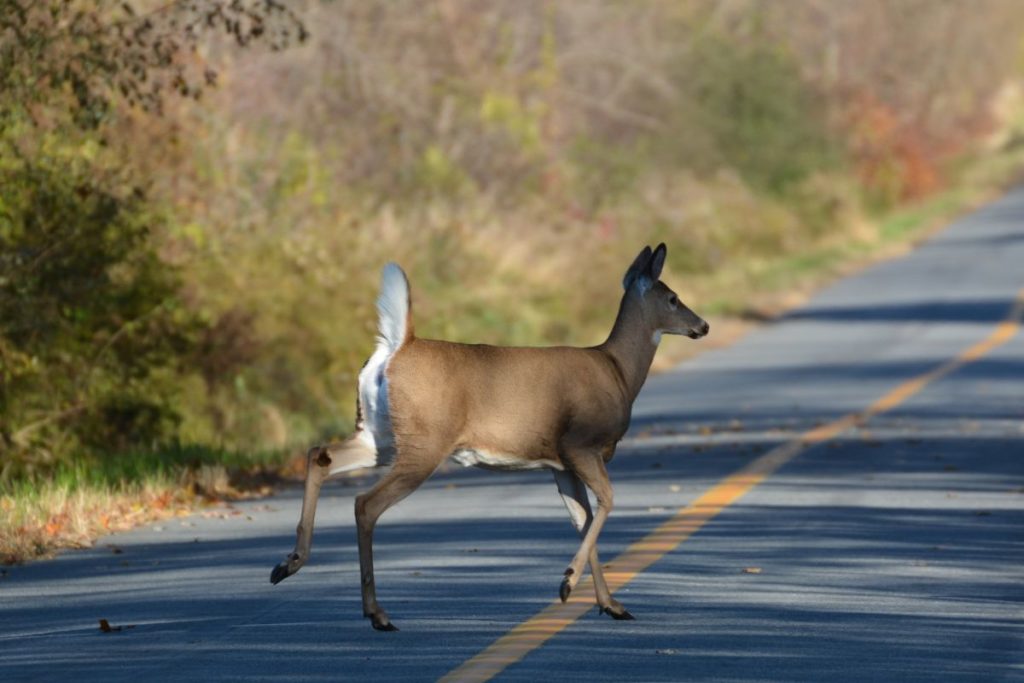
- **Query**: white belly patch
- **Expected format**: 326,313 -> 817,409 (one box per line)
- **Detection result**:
450,448 -> 564,472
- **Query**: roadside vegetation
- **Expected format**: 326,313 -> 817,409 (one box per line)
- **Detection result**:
4,0 -> 1024,563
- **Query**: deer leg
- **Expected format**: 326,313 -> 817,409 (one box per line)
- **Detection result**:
552,469 -> 634,620
270,435 -> 377,585
557,453 -> 614,605
355,457 -> 438,631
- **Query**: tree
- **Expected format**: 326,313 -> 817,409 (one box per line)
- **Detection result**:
0,0 -> 307,477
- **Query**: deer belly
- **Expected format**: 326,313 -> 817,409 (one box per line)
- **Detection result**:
449,448 -> 564,472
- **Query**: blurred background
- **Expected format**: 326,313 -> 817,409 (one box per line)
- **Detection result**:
4,0 -> 1024,558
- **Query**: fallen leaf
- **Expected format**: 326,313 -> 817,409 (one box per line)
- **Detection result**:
98,618 -> 134,633
741,567 -> 762,574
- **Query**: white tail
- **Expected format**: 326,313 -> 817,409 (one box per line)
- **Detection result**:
375,262 -> 411,353
271,244 -> 709,631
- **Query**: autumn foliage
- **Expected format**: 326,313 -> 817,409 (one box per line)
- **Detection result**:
3,1 -> 1024,564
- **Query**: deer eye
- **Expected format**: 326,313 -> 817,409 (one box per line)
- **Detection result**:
668,295 -> 678,307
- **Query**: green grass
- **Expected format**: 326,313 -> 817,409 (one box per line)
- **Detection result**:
2,444 -> 289,497
0,443 -> 293,564
700,148 -> 1024,320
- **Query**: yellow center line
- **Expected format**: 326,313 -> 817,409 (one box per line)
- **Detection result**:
439,288 -> 1024,683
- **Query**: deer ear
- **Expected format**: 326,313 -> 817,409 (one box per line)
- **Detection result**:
623,245 -> 653,291
648,243 -> 667,281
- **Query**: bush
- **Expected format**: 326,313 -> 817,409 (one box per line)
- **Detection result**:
0,0 -> 308,479
658,34 -> 840,194
0,144 -> 202,477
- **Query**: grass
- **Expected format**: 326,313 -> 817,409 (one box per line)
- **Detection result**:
0,445 -> 291,564
701,180 -> 1010,321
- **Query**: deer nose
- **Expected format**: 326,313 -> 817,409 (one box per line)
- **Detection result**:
699,321 -> 710,336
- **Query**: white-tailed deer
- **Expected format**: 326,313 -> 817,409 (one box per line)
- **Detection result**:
270,243 -> 708,630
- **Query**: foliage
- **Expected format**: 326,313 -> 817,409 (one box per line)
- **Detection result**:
684,37 -> 839,194
0,142 -> 195,475
0,0 -> 307,478
0,0 -> 306,119
4,0 -> 1024,488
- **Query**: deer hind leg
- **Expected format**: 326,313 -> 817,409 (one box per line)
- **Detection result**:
270,434 -> 378,585
355,454 -> 440,631
552,469 -> 634,620
557,450 -> 615,606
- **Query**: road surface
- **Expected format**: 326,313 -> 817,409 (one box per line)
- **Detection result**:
3,191 -> 1023,682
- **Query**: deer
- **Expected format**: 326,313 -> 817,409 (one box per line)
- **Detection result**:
269,243 -> 709,631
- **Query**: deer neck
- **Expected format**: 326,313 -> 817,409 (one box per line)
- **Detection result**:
600,290 -> 659,403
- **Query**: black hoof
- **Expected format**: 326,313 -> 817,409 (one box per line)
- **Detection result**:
269,562 -> 293,585
559,577 -> 572,603
370,617 -> 399,632
601,606 -> 636,621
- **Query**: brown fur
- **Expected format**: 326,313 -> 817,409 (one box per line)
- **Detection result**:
270,243 -> 708,631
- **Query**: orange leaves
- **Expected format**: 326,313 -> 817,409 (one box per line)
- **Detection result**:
2,484 -> 191,564
846,93 -> 942,203
151,491 -> 174,511
43,517 -> 65,537
2,464 -> 280,564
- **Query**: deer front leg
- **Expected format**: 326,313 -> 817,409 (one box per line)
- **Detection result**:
270,436 -> 376,584
552,469 -> 634,620
355,458 -> 438,631
557,453 -> 615,605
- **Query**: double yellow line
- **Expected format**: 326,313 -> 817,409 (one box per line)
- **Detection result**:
440,289 -> 1024,683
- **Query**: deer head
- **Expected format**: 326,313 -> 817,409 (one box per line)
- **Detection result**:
622,243 -> 709,341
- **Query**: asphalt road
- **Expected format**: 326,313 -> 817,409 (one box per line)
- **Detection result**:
3,191 -> 1023,682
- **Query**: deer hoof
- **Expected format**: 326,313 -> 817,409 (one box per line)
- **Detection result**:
270,553 -> 303,584
559,576 -> 572,602
368,614 -> 399,632
601,605 -> 636,621
269,562 -> 294,585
